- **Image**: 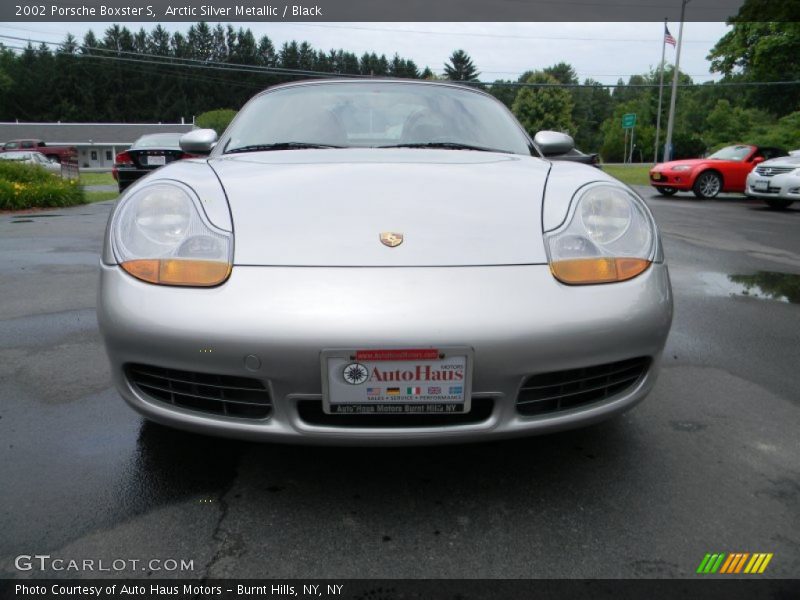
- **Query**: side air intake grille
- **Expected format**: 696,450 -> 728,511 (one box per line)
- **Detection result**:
126,364 -> 272,419
516,357 -> 650,416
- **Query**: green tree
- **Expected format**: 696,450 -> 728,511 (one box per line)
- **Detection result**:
0,46 -> 13,114
196,109 -> 238,135
543,62 -> 578,85
707,19 -> 800,115
511,72 -> 575,137
443,49 -> 479,81
187,22 -> 215,60
488,80 -> 518,109
702,99 -> 761,148
571,79 -> 612,152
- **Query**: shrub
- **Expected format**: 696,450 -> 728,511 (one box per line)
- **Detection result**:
0,161 -> 85,210
0,160 -> 55,184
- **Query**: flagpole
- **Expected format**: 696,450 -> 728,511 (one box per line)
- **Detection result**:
664,0 -> 689,162
654,18 -> 668,163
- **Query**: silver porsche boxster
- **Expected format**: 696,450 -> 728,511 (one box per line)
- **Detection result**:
97,79 -> 673,445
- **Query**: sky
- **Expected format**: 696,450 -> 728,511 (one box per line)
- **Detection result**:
0,21 -> 731,85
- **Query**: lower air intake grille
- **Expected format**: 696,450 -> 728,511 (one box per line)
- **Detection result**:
297,397 -> 494,428
126,364 -> 272,419
516,357 -> 650,416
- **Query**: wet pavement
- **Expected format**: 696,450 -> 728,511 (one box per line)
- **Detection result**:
0,191 -> 798,579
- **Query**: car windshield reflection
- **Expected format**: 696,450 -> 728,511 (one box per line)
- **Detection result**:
222,81 -> 532,156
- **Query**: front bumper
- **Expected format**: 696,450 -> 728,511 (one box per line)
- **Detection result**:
649,170 -> 693,190
98,263 -> 673,445
745,172 -> 800,200
116,168 -> 156,187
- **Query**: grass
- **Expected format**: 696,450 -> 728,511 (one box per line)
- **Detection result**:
601,165 -> 652,187
80,171 -> 118,203
79,171 -> 116,186
85,190 -> 118,203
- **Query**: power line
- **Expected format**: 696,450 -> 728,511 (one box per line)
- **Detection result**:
481,69 -> 720,78
0,33 -> 365,79
0,28 -> 722,82
2,44 -> 266,90
0,44 -> 336,81
290,23 -> 719,44
2,35 -> 798,89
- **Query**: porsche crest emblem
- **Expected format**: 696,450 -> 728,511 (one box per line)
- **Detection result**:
380,232 -> 404,248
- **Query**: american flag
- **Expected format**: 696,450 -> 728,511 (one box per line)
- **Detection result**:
664,24 -> 676,47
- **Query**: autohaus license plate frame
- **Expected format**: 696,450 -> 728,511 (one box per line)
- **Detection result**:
321,347 -> 474,415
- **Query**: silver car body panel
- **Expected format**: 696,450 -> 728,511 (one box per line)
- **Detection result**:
210,148 -> 551,267
98,261 -> 672,445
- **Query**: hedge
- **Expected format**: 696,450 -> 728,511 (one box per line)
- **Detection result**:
0,161 -> 85,210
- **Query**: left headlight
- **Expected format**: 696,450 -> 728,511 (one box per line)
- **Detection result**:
111,182 -> 233,286
545,183 -> 656,285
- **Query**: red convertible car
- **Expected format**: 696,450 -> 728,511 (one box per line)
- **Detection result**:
650,144 -> 787,199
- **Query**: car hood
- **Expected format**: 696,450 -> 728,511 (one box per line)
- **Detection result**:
759,156 -> 800,168
209,148 -> 552,266
655,158 -> 708,170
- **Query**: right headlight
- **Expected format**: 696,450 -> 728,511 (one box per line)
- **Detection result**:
111,182 -> 233,286
545,183 -> 656,285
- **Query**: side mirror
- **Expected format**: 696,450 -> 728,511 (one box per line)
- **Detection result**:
534,131 -> 575,156
180,129 -> 218,155
751,156 -> 765,165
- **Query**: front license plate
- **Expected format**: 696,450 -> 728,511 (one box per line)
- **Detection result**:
753,179 -> 769,191
651,173 -> 662,181
321,348 -> 473,414
147,155 -> 166,166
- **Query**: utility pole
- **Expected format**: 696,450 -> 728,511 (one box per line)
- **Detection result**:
664,0 -> 689,162
654,18 -> 668,163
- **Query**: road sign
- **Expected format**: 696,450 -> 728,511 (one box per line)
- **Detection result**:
622,113 -> 637,128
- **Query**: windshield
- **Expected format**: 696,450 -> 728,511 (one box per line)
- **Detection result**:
222,82 -> 533,155
708,145 -> 752,161
133,134 -> 183,149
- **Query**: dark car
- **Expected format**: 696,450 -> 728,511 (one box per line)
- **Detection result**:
544,148 -> 600,168
545,147 -> 601,168
112,133 -> 197,192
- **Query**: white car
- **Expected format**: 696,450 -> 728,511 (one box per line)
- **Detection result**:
0,150 -> 61,175
746,155 -> 800,209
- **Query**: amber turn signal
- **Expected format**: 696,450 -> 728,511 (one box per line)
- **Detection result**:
121,259 -> 231,287
550,257 -> 651,285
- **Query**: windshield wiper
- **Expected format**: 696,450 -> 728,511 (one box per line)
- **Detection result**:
225,142 -> 343,154
377,142 -> 510,153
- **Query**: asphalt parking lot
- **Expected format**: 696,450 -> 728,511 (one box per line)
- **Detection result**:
1,187 -> 798,579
